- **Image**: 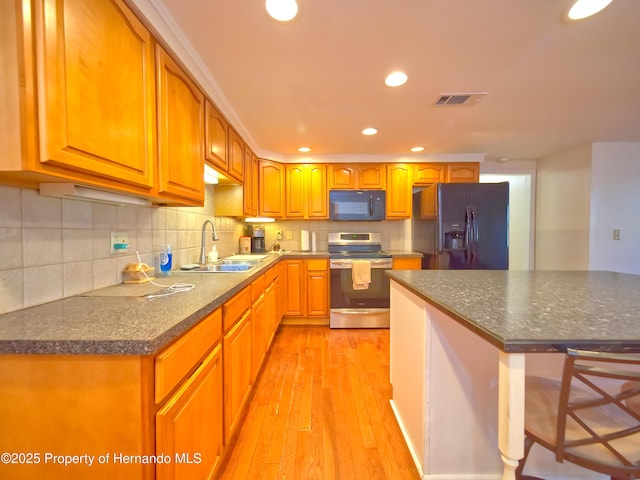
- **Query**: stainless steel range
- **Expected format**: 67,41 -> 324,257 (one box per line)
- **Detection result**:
328,232 -> 392,328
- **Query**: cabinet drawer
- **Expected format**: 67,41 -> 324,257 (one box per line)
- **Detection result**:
251,274 -> 265,302
264,265 -> 277,285
155,309 -> 222,403
223,286 -> 251,331
307,258 -> 328,271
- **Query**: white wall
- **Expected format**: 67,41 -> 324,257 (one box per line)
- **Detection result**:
589,142 -> 640,274
535,145 -> 592,270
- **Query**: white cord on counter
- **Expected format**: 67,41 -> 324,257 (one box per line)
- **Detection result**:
135,251 -> 195,300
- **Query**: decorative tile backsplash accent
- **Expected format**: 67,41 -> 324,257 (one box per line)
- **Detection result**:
0,184 -> 409,314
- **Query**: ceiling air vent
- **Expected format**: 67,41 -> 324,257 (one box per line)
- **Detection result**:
433,92 -> 487,106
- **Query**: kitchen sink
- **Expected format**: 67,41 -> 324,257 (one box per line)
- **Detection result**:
181,256 -> 267,273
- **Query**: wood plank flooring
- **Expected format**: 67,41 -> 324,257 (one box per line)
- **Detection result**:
217,326 -> 420,480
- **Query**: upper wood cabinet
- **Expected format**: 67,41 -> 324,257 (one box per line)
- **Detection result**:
1,0 -> 157,194
243,148 -> 259,217
386,164 -> 413,219
205,100 -> 229,172
156,46 -> 205,204
446,163 -> 480,183
328,164 -> 386,189
414,164 -> 444,185
228,128 -> 245,183
285,164 -> 328,219
258,159 -> 284,218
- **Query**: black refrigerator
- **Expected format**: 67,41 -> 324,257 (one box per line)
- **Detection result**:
412,182 -> 509,270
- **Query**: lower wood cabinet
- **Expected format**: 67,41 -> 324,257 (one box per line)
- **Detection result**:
223,308 -> 253,442
156,344 -> 223,480
282,258 -> 329,319
393,257 -> 422,270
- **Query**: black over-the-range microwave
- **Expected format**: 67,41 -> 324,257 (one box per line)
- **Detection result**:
329,190 -> 386,221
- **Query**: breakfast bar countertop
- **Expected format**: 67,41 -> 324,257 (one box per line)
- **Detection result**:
387,269 -> 640,353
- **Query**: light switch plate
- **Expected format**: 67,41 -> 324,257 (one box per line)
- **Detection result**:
613,229 -> 621,240
111,232 -> 129,253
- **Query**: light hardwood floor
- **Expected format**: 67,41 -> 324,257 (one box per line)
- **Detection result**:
217,326 -> 420,480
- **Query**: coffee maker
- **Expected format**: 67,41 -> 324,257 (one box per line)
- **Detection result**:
251,225 -> 266,253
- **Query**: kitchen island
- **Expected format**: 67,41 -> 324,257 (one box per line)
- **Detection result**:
387,270 -> 640,480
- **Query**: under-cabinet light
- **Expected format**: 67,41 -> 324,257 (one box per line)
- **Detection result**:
39,183 -> 151,207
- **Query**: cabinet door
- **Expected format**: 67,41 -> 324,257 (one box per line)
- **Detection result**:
282,260 -> 305,316
414,164 -> 444,185
205,100 -> 228,172
156,46 -> 205,203
307,270 -> 329,316
386,164 -> 412,218
328,165 -> 356,189
259,159 -> 284,217
243,149 -> 258,217
265,281 -> 278,349
251,294 -> 266,382
393,257 -> 422,270
39,0 -> 154,189
359,164 -> 386,189
223,309 -> 252,441
228,128 -> 244,182
307,164 -> 328,218
285,164 -> 305,218
446,163 -> 479,183
156,344 -> 223,480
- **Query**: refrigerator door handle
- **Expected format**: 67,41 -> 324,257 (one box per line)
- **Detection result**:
464,207 -> 473,264
471,208 -> 479,264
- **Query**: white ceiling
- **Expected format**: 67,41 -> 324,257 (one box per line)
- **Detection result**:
153,0 -> 640,162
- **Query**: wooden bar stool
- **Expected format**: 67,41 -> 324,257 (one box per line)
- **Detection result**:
516,349 -> 640,480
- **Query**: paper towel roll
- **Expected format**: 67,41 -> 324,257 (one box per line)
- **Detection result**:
311,232 -> 317,252
301,230 -> 310,251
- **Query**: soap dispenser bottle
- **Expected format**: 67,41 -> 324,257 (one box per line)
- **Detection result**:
208,245 -> 218,263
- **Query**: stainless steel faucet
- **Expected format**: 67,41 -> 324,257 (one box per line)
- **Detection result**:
200,218 -> 219,264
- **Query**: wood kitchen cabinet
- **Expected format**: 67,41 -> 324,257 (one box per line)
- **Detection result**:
205,100 -> 229,173
243,149 -> 259,217
156,45 -> 205,204
414,164 -> 444,185
285,164 -> 328,219
328,164 -> 386,189
393,257 -> 422,270
156,345 -> 223,480
446,163 -> 480,183
306,259 -> 329,317
155,308 -> 224,480
251,275 -> 267,382
386,164 -> 413,219
222,287 -> 253,441
0,0 -> 156,195
258,159 -> 285,218
282,259 -> 329,320
264,267 -> 281,349
228,128 -> 245,183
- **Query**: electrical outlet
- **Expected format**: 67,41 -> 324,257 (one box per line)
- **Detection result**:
613,229 -> 621,240
111,232 -> 129,253
276,230 -> 283,240
286,230 -> 293,240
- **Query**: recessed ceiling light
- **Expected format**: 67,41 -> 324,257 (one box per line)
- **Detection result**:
410,146 -> 425,152
566,0 -> 612,20
362,128 -> 378,136
385,71 -> 408,87
265,0 -> 298,22
297,147 -> 311,153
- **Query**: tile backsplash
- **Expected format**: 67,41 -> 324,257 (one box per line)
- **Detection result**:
0,184 -> 409,314
0,185 -> 244,314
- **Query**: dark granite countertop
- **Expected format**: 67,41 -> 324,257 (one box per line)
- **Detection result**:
387,270 -> 640,353
0,253 -> 294,355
